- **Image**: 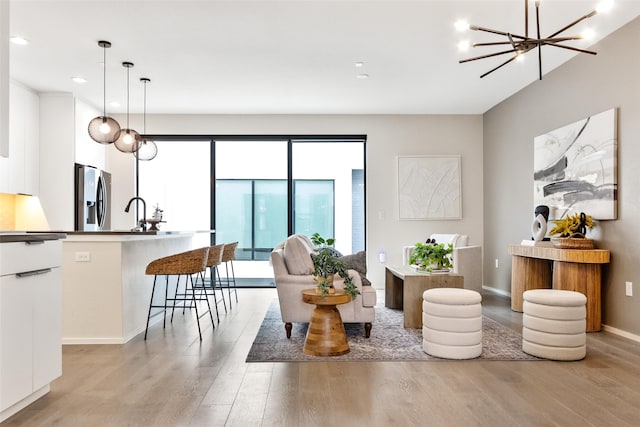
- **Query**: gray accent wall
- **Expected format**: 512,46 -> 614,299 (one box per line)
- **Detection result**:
484,17 -> 640,335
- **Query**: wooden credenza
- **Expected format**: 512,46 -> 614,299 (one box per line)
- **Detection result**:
508,244 -> 610,332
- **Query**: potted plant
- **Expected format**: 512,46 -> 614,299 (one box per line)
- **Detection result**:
311,247 -> 360,298
408,242 -> 454,272
548,212 -> 595,249
310,232 -> 335,247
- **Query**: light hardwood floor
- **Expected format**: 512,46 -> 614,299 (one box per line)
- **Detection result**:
5,288 -> 640,426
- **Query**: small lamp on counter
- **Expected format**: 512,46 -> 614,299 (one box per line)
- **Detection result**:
0,193 -> 50,231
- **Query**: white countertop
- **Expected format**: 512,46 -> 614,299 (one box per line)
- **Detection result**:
63,230 -> 214,242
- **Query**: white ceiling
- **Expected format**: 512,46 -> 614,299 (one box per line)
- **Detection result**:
8,0 -> 640,115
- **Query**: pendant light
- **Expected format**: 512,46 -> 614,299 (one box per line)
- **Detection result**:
134,77 -> 158,161
113,62 -> 141,153
88,41 -> 120,144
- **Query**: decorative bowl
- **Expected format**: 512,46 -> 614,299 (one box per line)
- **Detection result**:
551,237 -> 594,249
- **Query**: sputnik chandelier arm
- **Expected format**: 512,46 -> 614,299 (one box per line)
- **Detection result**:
458,0 -> 609,80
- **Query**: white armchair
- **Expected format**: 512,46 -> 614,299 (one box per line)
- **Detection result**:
271,234 -> 376,338
403,234 -> 483,294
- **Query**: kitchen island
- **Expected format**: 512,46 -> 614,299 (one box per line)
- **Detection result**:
62,231 -> 213,344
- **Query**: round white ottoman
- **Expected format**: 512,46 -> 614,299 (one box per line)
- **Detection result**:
522,289 -> 587,361
422,288 -> 482,359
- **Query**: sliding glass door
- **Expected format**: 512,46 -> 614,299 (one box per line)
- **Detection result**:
142,135 -> 365,284
215,140 -> 288,261
292,141 -> 365,254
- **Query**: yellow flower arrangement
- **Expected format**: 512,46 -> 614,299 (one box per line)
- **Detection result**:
548,212 -> 594,238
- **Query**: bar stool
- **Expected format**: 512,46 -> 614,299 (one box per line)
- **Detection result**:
144,247 -> 213,341
194,244 -> 227,318
221,242 -> 239,308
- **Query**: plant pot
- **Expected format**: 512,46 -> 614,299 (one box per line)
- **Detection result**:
314,274 -> 335,294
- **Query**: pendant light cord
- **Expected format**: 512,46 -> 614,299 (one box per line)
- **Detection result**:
126,66 -> 130,129
143,80 -> 147,133
103,46 -> 107,117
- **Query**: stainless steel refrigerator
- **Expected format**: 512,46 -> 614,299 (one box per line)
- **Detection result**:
74,163 -> 111,231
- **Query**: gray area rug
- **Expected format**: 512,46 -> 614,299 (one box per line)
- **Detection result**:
246,300 -> 541,362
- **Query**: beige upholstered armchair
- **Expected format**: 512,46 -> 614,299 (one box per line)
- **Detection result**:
403,233 -> 483,294
270,234 -> 376,338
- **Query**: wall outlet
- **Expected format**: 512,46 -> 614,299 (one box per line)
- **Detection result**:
626,281 -> 633,297
75,251 -> 91,262
495,259 -> 499,269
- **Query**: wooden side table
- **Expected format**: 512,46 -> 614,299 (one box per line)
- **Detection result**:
385,266 -> 464,328
507,244 -> 610,332
301,289 -> 352,356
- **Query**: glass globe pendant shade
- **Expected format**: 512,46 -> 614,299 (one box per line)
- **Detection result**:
134,139 -> 158,161
88,41 -> 120,144
113,128 -> 141,153
88,115 -> 120,144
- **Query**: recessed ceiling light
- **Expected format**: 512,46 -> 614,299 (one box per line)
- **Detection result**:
10,36 -> 29,45
356,73 -> 369,79
71,77 -> 87,84
355,61 -> 364,68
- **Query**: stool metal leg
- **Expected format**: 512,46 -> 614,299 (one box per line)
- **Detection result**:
223,259 -> 238,307
144,275 -> 158,340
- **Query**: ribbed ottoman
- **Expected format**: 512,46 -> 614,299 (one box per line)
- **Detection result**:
422,288 -> 482,359
522,289 -> 587,361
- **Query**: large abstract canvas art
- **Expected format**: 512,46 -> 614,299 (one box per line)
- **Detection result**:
533,108 -> 617,220
398,155 -> 461,220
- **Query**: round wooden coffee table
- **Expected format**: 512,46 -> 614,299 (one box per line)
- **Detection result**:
301,289 -> 352,356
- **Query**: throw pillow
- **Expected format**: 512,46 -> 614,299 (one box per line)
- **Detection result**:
283,235 -> 314,275
339,251 -> 371,286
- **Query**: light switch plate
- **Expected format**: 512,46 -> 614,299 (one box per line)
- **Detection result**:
625,281 -> 633,297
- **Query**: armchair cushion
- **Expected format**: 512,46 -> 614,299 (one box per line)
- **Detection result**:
283,234 -> 314,275
429,233 -> 469,248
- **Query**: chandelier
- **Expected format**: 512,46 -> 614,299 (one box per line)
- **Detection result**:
458,0 -> 613,80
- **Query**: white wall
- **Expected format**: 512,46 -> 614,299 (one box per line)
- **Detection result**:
484,17 -> 640,335
110,114 -> 484,286
39,93 -> 109,231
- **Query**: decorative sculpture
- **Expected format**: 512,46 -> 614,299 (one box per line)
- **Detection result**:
531,205 -> 550,241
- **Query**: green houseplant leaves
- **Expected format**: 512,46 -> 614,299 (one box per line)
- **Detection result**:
408,242 -> 454,272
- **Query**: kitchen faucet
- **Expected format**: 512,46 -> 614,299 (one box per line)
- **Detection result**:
124,197 -> 147,231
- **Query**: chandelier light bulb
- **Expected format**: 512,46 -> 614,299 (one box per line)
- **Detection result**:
581,28 -> 596,40
454,20 -> 470,31
99,121 -> 111,134
123,132 -> 133,144
596,0 -> 614,13
457,40 -> 470,51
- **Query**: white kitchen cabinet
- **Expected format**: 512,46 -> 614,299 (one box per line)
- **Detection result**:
0,236 -> 63,422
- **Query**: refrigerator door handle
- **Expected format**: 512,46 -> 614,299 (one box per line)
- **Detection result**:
96,174 -> 107,229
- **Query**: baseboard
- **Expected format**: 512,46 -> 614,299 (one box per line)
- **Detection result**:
482,285 -> 511,297
62,337 -> 125,345
602,324 -> 640,343
0,385 -> 50,422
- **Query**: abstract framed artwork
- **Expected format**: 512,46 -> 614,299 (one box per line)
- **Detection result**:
533,108 -> 617,220
397,155 -> 461,220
